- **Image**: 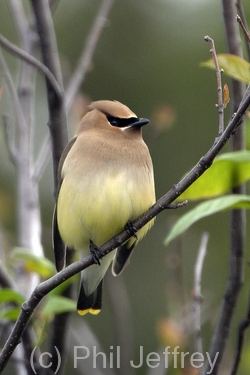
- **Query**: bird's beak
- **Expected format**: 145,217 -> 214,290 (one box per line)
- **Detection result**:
131,118 -> 150,128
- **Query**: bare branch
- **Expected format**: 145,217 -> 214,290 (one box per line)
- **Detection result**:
167,200 -> 188,209
2,116 -> 19,165
0,34 -> 62,98
0,80 -> 250,373
236,0 -> 250,60
32,134 -> 51,183
193,232 -> 209,356
31,0 -> 67,191
0,48 -> 27,133
236,15 -> 250,43
202,2 -> 246,375
7,0 -> 29,44
204,36 -> 224,136
231,291 -> 250,375
65,0 -> 114,111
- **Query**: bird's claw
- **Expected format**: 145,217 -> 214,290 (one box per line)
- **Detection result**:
90,241 -> 104,266
125,222 -> 138,239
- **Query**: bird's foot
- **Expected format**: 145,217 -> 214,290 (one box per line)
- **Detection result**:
89,241 -> 104,266
125,221 -> 138,239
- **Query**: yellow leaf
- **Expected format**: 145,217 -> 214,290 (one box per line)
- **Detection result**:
223,83 -> 230,108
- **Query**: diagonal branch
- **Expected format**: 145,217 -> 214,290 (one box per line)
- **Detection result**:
0,80 -> 250,373
236,0 -> 250,60
65,0 -> 114,112
0,34 -> 62,98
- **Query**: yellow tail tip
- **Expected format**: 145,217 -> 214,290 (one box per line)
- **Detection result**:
77,308 -> 101,316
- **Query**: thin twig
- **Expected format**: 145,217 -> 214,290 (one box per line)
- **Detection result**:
0,34 -> 62,98
65,0 -> 114,112
0,78 -> 250,373
236,0 -> 250,60
32,134 -> 51,183
193,233 -> 209,356
0,48 -> 27,136
236,15 -> 250,43
2,116 -> 19,165
202,3 -> 246,375
167,200 -> 188,209
204,36 -> 224,136
231,291 -> 250,375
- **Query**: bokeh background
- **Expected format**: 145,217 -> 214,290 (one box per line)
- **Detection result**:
1,0 -> 250,374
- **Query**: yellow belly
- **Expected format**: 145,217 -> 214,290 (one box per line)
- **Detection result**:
57,170 -> 154,251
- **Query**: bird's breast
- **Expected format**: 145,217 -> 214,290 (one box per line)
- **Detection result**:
57,135 -> 155,251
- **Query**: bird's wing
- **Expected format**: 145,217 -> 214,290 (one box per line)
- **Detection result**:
52,136 -> 77,271
112,240 -> 137,276
52,203 -> 66,271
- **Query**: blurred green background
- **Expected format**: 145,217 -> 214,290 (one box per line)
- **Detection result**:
1,0 -> 250,374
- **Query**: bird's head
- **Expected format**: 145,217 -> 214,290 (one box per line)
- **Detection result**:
76,100 -> 149,134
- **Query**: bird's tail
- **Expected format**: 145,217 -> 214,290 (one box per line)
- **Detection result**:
77,251 -> 114,315
77,279 -> 103,315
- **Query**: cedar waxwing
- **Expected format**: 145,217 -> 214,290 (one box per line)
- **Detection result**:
53,100 -> 155,315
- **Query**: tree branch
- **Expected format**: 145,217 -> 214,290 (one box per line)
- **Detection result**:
65,0 -> 114,112
0,34 -> 62,98
0,79 -> 250,373
230,290 -> 250,375
193,233 -> 209,356
31,0 -> 67,191
236,0 -> 250,60
204,36 -> 224,135
202,2 -> 246,374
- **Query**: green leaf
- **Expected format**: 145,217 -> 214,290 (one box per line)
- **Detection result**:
201,54 -> 250,83
164,194 -> 250,245
41,295 -> 76,319
0,306 -> 21,321
49,277 -> 76,296
179,151 -> 250,200
12,248 -> 55,277
0,288 -> 25,305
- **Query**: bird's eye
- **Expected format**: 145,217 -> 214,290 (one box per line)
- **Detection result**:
107,115 -> 119,126
107,115 -> 139,128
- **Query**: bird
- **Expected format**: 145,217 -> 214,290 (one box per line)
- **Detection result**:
52,100 -> 155,315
